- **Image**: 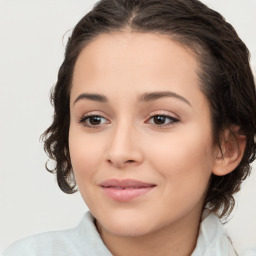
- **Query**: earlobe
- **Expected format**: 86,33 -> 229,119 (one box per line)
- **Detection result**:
212,126 -> 246,176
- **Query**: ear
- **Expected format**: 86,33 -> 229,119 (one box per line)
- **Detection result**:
212,126 -> 246,176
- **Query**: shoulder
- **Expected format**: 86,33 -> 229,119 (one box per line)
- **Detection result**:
240,248 -> 256,256
2,229 -> 78,256
2,212 -> 112,256
193,209 -> 236,256
193,210 -> 256,256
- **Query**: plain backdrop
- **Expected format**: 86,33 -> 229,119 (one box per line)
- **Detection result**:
0,0 -> 255,253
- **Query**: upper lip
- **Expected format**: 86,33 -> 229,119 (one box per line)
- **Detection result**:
100,179 -> 156,188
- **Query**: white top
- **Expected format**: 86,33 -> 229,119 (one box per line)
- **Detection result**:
1,210 -> 255,256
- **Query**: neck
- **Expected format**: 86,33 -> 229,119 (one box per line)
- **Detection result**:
96,209 -> 202,256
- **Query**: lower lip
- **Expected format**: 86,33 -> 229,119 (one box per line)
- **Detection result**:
101,187 -> 155,202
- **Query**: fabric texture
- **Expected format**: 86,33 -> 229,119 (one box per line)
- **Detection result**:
1,210 -> 255,256
2,212 -> 112,256
191,210 -> 237,256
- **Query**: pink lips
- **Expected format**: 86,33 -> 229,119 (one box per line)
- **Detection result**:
100,179 -> 156,202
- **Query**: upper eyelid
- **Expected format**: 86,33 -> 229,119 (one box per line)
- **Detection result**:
80,113 -> 109,122
78,110 -> 179,119
147,114 -> 178,120
79,111 -> 178,118
146,114 -> 179,124
147,110 -> 180,119
81,111 -> 109,118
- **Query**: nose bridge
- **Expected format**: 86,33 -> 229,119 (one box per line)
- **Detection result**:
106,117 -> 142,167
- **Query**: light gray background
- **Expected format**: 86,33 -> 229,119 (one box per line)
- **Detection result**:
0,0 -> 255,253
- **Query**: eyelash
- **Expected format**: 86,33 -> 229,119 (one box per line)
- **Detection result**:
78,113 -> 179,129
147,114 -> 179,127
79,114 -> 109,129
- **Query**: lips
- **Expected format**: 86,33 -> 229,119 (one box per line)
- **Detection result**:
100,179 -> 156,202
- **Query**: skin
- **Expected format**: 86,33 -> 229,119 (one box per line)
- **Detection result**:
68,31 -> 240,256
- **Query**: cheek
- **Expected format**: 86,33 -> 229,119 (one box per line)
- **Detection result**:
145,124 -> 214,195
68,127 -> 107,209
68,126 -> 104,185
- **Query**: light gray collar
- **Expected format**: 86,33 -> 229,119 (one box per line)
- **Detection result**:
81,210 -> 237,256
192,209 -> 237,256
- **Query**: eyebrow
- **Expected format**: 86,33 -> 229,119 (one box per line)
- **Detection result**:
138,91 -> 191,106
73,93 -> 108,105
73,91 -> 191,106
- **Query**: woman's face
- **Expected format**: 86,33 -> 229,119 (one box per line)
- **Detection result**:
69,32 -> 218,237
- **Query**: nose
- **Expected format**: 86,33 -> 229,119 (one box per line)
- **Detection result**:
106,122 -> 144,169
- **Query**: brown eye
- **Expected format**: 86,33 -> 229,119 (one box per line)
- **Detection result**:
148,115 -> 179,126
79,115 -> 109,127
153,116 -> 167,125
88,116 -> 102,125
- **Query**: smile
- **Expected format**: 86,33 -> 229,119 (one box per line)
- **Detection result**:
100,179 -> 156,202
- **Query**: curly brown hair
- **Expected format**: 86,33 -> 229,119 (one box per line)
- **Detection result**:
42,0 -> 256,219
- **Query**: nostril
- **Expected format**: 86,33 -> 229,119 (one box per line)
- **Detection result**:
126,160 -> 135,163
106,159 -> 136,167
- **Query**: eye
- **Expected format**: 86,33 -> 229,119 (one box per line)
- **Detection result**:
147,114 -> 179,126
79,114 -> 109,128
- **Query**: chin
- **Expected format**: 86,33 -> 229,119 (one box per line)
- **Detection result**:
94,209 -> 157,237
99,219 -> 154,237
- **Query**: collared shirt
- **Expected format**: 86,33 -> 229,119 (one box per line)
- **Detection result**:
2,210 -> 255,256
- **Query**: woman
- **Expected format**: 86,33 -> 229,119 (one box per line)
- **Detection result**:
2,0 -> 256,255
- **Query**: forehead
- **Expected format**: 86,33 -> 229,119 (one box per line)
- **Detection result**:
72,31 -> 200,91
71,31 -> 207,110
77,31 -> 198,71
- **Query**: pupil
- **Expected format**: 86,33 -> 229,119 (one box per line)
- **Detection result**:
90,116 -> 101,125
154,116 -> 165,124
